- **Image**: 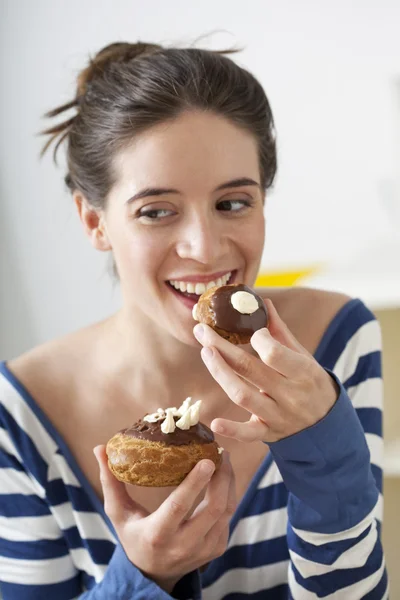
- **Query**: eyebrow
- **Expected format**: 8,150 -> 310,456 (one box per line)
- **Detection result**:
125,177 -> 261,204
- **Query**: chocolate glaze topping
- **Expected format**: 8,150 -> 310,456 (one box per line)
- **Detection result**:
121,416 -> 215,446
211,284 -> 268,335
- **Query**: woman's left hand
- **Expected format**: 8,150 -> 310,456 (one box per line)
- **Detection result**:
193,299 -> 339,444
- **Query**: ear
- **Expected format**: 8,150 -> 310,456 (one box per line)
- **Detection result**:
74,192 -> 112,252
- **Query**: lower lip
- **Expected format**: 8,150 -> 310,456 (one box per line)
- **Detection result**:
166,272 -> 236,310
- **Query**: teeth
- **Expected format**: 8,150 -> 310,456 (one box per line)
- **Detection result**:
195,283 -> 207,295
169,271 -> 232,295
192,303 -> 199,321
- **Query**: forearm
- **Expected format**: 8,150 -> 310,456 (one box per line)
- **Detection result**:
269,373 -> 387,598
0,545 -> 202,600
80,545 -> 202,600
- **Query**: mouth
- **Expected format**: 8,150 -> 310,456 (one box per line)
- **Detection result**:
166,270 -> 237,309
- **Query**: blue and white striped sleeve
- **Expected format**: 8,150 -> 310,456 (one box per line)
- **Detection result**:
268,301 -> 388,599
0,413 -> 201,599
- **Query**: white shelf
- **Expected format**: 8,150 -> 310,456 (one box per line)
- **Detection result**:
384,439 -> 400,477
300,237 -> 400,311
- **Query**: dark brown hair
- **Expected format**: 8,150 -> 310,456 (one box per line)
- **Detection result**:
41,40 -> 277,208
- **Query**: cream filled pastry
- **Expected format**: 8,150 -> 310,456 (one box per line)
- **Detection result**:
193,283 -> 269,344
106,397 -> 223,487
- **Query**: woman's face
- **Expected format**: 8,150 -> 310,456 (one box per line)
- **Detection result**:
104,110 -> 266,346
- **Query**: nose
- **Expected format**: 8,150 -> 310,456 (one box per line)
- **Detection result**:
175,213 -> 227,265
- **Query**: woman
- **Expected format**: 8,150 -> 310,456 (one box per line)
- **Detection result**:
0,41 -> 387,599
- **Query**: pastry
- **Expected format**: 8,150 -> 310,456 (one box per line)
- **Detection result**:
106,397 -> 223,487
192,283 -> 268,344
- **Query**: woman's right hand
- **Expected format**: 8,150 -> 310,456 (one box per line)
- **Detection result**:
93,446 -> 236,593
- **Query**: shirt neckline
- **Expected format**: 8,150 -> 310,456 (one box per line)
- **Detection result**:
0,360 -> 117,540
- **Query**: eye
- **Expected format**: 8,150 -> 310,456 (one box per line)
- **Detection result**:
137,207 -> 176,221
217,199 -> 251,212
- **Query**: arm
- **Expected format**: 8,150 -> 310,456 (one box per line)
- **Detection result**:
270,353 -> 386,598
194,298 -> 388,599
0,417 -> 201,599
270,309 -> 387,598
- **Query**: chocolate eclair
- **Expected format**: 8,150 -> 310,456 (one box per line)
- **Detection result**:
193,283 -> 268,345
106,398 -> 222,487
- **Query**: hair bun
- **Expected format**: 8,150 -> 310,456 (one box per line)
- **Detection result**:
76,41 -> 161,99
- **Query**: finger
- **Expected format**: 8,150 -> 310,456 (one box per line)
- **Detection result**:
188,453 -> 234,536
201,345 -> 280,418
250,327 -> 310,379
211,415 -> 272,442
94,445 -> 148,524
195,323 -> 284,392
153,459 -> 215,536
203,459 -> 237,552
264,299 -> 310,356
185,487 -> 208,521
225,454 -> 237,514
210,525 -> 230,559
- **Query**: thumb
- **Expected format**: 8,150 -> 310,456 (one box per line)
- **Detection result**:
93,445 -> 148,524
264,298 -> 310,356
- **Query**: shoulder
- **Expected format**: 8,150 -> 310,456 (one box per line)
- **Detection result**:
0,329 -> 98,488
4,321 -> 106,418
255,286 -> 355,356
7,334 -> 82,390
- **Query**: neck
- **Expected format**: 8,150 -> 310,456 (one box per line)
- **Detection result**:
101,305 -> 231,422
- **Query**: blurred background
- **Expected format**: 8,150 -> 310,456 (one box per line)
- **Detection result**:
1,0 -> 399,594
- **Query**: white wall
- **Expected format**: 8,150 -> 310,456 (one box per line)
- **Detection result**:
1,0 -> 400,357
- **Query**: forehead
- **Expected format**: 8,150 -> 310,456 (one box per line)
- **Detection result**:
112,111 -> 260,194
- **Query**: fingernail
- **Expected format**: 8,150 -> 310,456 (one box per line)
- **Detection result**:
212,422 -> 225,434
253,327 -> 270,340
201,346 -> 213,361
201,461 -> 215,475
93,446 -> 104,466
193,324 -> 204,341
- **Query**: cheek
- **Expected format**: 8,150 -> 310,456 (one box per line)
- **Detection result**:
255,218 -> 266,248
241,214 -> 265,255
112,227 -> 169,281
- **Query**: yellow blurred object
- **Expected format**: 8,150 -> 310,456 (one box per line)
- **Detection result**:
255,265 -> 320,287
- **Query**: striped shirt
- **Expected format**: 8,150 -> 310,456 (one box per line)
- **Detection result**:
0,298 -> 388,599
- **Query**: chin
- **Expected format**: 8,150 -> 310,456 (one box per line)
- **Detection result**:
167,318 -> 201,348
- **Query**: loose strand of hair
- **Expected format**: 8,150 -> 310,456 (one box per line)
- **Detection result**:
40,115 -> 76,161
44,98 -> 79,118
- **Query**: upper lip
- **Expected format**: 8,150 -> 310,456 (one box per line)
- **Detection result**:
166,270 -> 235,283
